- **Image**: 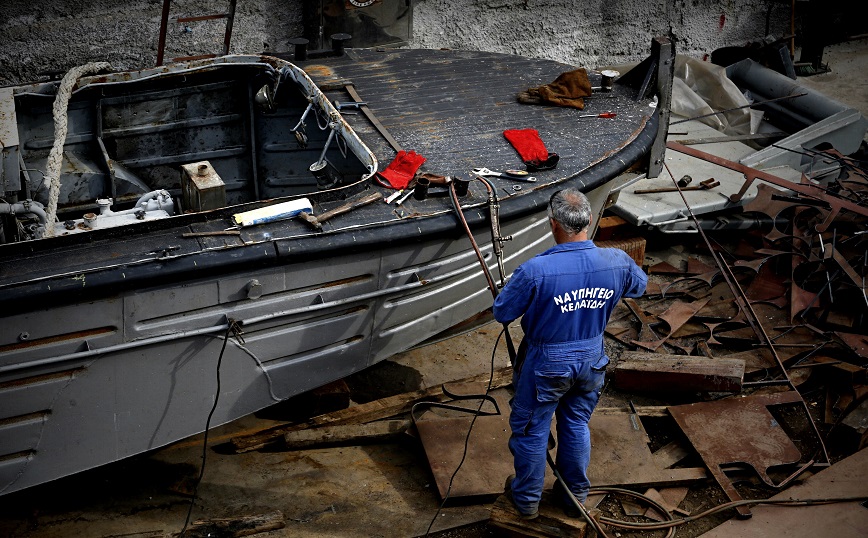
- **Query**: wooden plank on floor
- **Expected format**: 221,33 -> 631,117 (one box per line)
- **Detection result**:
231,367 -> 512,452
283,419 -> 411,449
488,493 -> 590,538
614,353 -> 744,393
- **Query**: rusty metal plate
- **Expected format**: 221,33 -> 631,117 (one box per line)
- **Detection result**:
632,297 -> 710,351
835,331 -> 868,358
697,445 -> 868,538
415,411 -> 707,500
415,412 -> 530,500
668,391 -> 804,518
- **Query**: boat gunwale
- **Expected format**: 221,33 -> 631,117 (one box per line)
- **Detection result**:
0,109 -> 658,311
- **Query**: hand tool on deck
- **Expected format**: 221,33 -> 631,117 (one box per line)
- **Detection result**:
577,111 -> 616,118
344,83 -> 404,153
297,192 -> 383,230
472,167 -> 537,182
633,178 -> 720,194
395,189 -> 415,205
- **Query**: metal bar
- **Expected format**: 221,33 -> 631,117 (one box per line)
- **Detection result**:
156,0 -> 171,66
666,141 -> 868,231
675,131 -> 788,145
648,37 -> 675,178
247,84 -> 261,201
671,93 -> 807,125
222,0 -> 237,56
344,84 -> 403,153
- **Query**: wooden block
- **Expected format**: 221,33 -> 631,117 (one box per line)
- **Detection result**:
173,510 -> 284,537
614,354 -> 744,393
595,237 -> 646,266
488,493 -> 589,538
283,419 -> 410,449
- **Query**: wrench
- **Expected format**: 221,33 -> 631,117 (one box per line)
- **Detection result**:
472,167 -> 537,182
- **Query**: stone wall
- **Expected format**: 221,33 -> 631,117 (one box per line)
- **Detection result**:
0,0 -> 790,86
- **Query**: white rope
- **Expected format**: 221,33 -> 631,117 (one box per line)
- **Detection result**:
42,62 -> 111,238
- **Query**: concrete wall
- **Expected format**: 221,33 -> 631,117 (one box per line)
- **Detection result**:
412,0 -> 789,69
1,0 -> 790,86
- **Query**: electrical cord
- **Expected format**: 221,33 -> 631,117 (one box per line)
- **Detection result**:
177,319 -> 240,537
592,486 -> 868,531
422,328 -> 505,537
421,180 -> 522,536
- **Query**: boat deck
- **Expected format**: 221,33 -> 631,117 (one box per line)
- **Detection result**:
302,47 -> 654,213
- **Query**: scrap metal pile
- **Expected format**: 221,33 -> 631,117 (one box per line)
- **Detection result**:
598,142 -> 868,532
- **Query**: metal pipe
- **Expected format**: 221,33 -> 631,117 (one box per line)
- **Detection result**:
0,201 -> 47,225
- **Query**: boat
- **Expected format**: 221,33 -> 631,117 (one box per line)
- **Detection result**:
0,38 -> 672,495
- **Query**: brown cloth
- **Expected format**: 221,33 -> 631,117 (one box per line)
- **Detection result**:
518,68 -> 592,110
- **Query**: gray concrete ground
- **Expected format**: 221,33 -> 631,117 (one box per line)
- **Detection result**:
0,38 -> 866,538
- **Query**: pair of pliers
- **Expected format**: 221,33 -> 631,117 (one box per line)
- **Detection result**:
471,167 -> 537,182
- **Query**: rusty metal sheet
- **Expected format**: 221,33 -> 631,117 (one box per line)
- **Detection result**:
668,391 -> 805,519
415,411 -> 707,500
632,297 -> 710,351
686,257 -> 715,275
697,446 -> 868,538
587,414 -> 707,488
648,260 -> 682,274
835,332 -> 868,359
662,270 -> 720,296
415,412 -> 531,499
624,298 -> 660,341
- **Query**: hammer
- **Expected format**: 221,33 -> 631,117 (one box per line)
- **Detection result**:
297,192 -> 384,230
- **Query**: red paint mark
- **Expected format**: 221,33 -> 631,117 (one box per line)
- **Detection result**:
719,13 -> 726,30
702,53 -> 709,62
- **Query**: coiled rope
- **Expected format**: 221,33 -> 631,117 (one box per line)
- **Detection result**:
43,62 -> 111,237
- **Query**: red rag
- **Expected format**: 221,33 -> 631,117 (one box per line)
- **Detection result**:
503,129 -> 549,164
378,150 -> 426,190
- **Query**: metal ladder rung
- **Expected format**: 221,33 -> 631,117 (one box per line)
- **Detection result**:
156,0 -> 237,66
175,13 -> 231,23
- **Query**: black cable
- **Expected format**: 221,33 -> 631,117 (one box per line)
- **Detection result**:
422,328 -> 504,537
423,181 -> 517,536
178,323 -> 232,537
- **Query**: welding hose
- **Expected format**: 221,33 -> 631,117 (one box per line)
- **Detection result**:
448,178 -> 516,361
593,488 -> 868,531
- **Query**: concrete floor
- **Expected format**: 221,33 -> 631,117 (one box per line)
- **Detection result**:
0,38 -> 866,538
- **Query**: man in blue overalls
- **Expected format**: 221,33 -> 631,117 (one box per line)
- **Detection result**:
493,188 -> 647,519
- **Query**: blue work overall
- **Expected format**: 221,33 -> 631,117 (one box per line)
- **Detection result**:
493,240 -> 647,515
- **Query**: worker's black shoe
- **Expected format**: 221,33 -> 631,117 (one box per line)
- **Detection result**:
504,474 -> 539,520
552,481 -> 583,518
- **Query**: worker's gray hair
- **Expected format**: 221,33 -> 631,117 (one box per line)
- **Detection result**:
548,188 -> 591,235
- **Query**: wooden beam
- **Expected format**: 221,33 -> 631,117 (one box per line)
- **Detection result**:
170,510 -> 284,537
283,420 -> 411,450
230,367 -> 513,453
614,353 -> 744,393
488,494 -> 590,538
